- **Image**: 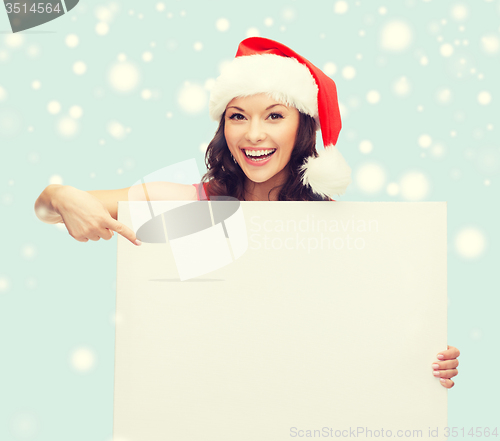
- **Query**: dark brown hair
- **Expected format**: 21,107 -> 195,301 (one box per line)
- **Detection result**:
199,110 -> 329,201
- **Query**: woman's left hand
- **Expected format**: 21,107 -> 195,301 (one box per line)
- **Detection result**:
431,345 -> 460,388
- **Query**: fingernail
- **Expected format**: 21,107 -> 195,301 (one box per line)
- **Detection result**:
440,378 -> 447,383
432,363 -> 440,369
433,371 -> 440,376
135,239 -> 142,246
437,354 -> 444,360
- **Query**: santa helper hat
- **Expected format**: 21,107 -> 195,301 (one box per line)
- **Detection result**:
209,37 -> 351,198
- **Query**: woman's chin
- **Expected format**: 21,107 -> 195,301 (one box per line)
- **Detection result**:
240,162 -> 290,185
241,168 -> 275,184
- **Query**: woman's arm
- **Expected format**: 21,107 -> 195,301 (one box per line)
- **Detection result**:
87,182 -> 197,219
34,182 -> 198,223
34,182 -> 198,244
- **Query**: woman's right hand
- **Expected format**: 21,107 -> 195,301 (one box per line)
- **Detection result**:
52,186 -> 141,246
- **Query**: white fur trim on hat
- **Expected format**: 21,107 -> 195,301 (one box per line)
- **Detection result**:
300,145 -> 352,198
209,54 -> 319,122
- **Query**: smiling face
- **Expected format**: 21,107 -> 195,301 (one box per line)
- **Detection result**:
224,94 -> 300,187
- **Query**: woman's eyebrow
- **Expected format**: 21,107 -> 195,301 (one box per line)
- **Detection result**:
226,104 -> 287,112
265,103 -> 287,110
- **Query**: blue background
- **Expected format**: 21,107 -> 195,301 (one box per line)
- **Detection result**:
0,0 -> 498,439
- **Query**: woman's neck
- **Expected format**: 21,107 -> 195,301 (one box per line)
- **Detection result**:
243,167 -> 289,201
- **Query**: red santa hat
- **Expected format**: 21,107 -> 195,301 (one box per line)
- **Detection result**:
209,37 -> 351,198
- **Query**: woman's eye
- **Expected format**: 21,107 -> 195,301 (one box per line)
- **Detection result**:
269,113 -> 284,120
229,113 -> 245,120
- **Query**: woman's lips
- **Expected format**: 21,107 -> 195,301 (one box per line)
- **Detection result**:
240,148 -> 276,167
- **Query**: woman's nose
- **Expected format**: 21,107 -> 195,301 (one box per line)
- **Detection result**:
244,119 -> 266,144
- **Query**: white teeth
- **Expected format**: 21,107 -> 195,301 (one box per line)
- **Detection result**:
244,149 -> 276,157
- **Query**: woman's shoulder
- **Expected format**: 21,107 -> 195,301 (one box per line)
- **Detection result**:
191,182 -> 210,201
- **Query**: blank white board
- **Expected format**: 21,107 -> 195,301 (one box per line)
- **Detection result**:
114,201 -> 447,441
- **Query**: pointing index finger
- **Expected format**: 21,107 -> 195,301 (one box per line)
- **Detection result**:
108,219 -> 142,246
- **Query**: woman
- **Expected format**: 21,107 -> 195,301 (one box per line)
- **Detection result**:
34,37 -> 460,387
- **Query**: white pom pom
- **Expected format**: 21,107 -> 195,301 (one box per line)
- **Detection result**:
300,145 -> 351,198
